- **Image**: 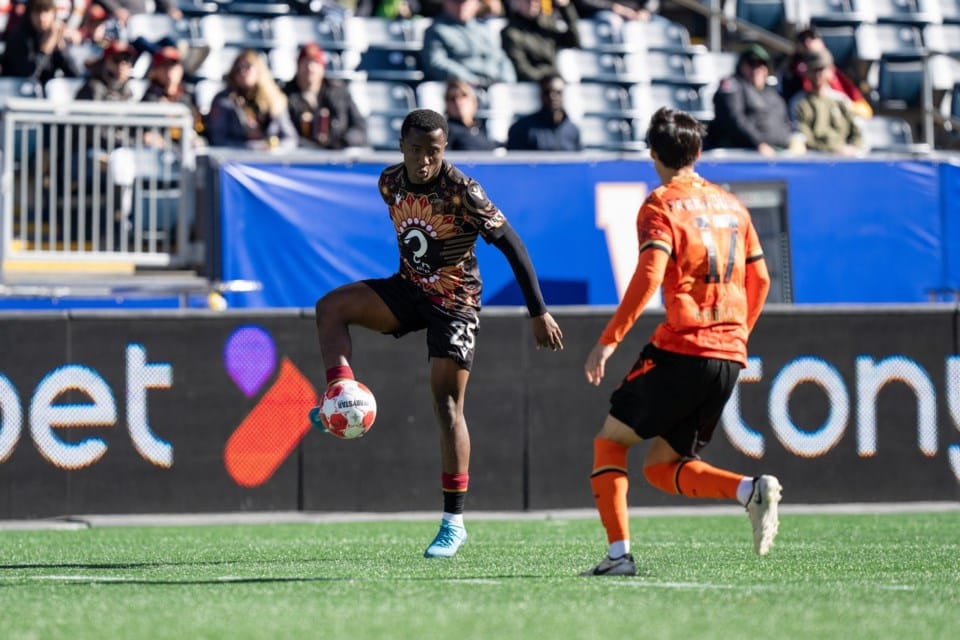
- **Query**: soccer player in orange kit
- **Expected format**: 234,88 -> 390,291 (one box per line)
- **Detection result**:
581,107 -> 781,576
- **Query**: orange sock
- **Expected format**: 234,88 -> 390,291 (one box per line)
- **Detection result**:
644,460 -> 744,499
590,438 -> 630,545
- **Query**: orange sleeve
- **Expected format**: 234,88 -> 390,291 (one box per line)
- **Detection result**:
599,247 -> 669,346
744,257 -> 770,333
743,218 -> 770,333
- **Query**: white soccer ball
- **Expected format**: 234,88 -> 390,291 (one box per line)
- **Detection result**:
317,379 -> 377,439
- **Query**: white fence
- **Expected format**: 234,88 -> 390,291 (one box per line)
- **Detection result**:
1,98 -> 197,292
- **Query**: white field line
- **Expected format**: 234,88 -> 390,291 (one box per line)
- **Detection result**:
0,502 -> 957,531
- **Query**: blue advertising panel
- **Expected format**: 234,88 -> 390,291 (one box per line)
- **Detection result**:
217,156 -> 955,308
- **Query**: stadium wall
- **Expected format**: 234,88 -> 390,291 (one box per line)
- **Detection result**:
0,306 -> 957,519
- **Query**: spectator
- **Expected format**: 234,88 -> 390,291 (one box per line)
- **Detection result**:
421,0 -> 517,88
444,78 -> 499,150
141,45 -> 204,146
283,42 -> 368,150
506,73 -> 582,151
706,43 -> 804,157
779,27 -> 873,120
76,1 -> 110,46
205,49 -> 299,151
791,49 -> 864,157
1,0 -> 89,44
501,0 -> 580,83
573,0 -> 658,22
91,0 -> 181,26
0,0 -> 81,89
75,38 -> 135,103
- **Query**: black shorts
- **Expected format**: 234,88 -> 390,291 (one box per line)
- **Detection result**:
609,344 -> 741,458
364,274 -> 479,370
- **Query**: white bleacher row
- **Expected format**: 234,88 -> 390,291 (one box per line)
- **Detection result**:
1,9 -> 948,153
0,73 -> 919,155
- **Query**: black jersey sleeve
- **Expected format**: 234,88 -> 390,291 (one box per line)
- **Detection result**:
492,222 -> 548,317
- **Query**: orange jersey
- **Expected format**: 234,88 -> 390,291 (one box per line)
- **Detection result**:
600,173 -> 769,365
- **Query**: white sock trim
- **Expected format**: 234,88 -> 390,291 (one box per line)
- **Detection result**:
736,477 -> 755,506
442,512 -> 464,527
608,540 -> 630,558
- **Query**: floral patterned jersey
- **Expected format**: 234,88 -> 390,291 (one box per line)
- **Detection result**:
378,159 -> 508,311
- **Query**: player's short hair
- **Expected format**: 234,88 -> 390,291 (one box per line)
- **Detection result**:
401,109 -> 448,140
645,107 -> 705,170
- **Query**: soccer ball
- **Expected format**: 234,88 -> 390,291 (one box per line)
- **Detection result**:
316,379 -> 377,439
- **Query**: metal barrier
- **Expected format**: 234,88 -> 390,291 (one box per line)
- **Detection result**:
1,98 -> 196,283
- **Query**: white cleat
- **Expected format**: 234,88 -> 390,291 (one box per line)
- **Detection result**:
746,475 -> 783,556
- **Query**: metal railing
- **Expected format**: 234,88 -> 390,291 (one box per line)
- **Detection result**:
1,98 -> 197,279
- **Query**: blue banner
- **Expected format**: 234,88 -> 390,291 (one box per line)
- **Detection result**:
217,156 -> 957,308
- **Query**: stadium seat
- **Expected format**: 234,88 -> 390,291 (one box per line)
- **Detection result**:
365,112 -> 404,150
190,46 -> 244,80
348,16 -> 430,51
484,81 -> 540,117
175,0 -> 219,17
126,13 -> 194,46
349,81 -> 417,118
623,19 -> 697,53
556,49 -> 647,85
923,23 -> 960,53
856,22 -> 926,62
214,0 -> 291,16
635,81 -> 714,123
872,0 -> 943,25
192,78 -> 225,117
196,14 -> 271,50
0,77 -> 42,104
735,0 -> 787,34
939,0 -> 960,22
269,15 -> 351,51
577,114 -> 645,152
414,80 -> 446,113
876,57 -> 926,107
860,114 -> 930,152
476,82 -> 541,144
563,82 -> 636,123
44,77 -> 86,103
577,18 -> 637,53
801,0 -> 876,23
356,46 -> 423,84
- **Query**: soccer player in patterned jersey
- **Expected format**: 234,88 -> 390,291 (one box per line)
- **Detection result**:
581,107 -> 781,577
312,108 -> 564,558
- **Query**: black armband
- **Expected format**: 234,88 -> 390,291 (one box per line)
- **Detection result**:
492,224 -> 548,317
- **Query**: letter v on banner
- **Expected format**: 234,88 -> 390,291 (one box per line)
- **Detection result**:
595,182 -> 662,308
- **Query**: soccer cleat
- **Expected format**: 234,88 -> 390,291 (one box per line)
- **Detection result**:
746,474 -> 783,556
423,521 -> 468,558
307,406 -> 329,434
580,553 -> 637,577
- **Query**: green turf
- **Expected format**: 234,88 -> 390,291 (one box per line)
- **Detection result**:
2,511 -> 958,640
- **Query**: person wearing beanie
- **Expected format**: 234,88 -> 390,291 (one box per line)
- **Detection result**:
283,42 -> 368,149
706,43 -> 805,156
790,48 -> 864,156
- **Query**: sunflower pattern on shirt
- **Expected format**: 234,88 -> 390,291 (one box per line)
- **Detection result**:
379,160 -> 507,312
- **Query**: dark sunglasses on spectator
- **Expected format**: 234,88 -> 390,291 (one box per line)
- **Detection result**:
110,55 -> 134,64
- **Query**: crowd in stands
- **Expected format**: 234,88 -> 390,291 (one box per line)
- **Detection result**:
0,0 -> 946,156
